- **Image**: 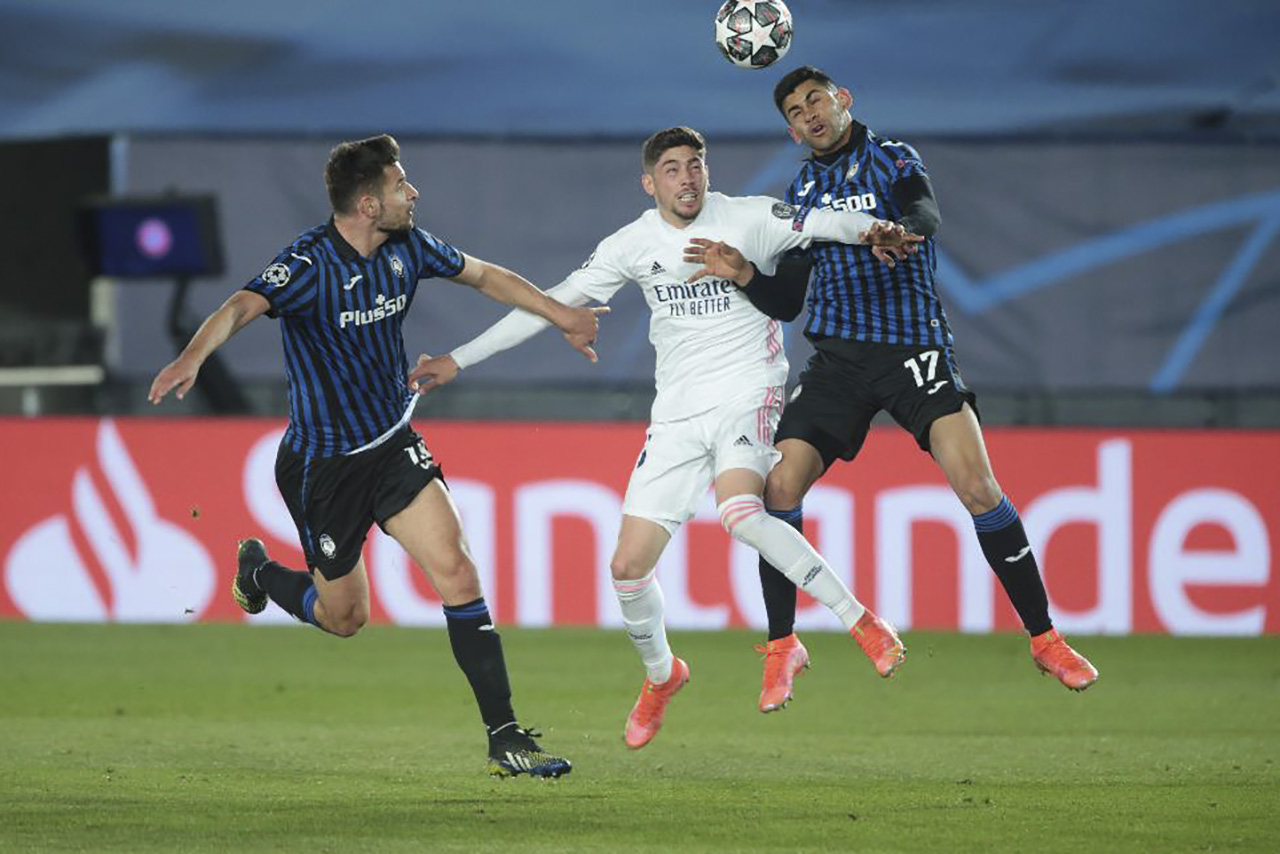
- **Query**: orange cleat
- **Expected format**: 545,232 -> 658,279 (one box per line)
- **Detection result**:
1030,628 -> 1098,691
756,634 -> 810,713
851,611 -> 907,678
624,657 -> 690,749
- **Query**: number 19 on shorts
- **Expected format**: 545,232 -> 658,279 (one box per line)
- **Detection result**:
405,438 -> 434,470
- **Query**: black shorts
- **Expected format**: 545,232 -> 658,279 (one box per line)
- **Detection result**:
275,426 -> 443,580
775,338 -> 979,470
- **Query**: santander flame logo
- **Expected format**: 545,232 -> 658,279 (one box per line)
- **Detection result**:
4,420 -> 215,621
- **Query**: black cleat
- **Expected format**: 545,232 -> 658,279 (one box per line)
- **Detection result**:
486,724 -> 572,779
232,538 -> 269,615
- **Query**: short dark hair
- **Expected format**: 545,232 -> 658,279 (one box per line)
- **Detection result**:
641,127 -> 706,172
772,66 -> 838,116
324,134 -> 400,214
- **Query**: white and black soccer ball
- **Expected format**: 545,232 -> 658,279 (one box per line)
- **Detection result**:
714,0 -> 793,70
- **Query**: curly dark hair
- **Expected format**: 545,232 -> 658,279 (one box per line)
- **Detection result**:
641,127 -> 706,172
772,66 -> 838,116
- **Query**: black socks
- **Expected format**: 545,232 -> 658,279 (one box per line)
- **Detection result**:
973,497 -> 1053,637
443,598 -> 516,731
759,507 -> 803,641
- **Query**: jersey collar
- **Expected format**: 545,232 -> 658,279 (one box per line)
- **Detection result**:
325,216 -> 362,262
325,216 -> 411,262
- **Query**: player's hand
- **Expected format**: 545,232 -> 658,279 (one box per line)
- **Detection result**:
683,238 -> 753,286
860,221 -> 924,269
408,353 -> 459,394
148,357 -> 200,404
558,305 -> 611,363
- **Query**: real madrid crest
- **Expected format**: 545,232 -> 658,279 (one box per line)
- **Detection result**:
390,255 -> 405,278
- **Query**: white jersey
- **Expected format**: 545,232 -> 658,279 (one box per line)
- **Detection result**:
449,192 -> 878,421
563,192 -> 824,421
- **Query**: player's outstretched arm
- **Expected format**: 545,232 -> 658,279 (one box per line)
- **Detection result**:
148,290 -> 270,405
684,240 -> 811,321
449,254 -> 609,361
800,210 -> 924,268
410,277 -> 600,395
892,174 -> 942,239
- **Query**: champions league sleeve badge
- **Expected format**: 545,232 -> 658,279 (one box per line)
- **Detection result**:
262,262 -> 291,287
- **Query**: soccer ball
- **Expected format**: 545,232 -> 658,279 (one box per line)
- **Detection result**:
714,0 -> 793,70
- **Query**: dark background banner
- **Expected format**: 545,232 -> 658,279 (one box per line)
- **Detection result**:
111,136 -> 1280,393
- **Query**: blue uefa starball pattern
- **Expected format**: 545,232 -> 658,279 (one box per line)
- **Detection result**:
714,0 -> 793,69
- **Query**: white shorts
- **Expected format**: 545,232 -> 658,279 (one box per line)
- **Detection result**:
622,386 -> 784,534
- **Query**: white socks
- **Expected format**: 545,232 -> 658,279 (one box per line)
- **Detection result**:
718,494 -> 866,630
613,568 -> 673,683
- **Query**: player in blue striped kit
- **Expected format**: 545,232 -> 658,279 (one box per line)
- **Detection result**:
687,66 -> 1098,709
148,134 -> 604,777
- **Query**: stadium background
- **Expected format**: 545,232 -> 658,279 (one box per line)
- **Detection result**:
1,0 -> 1278,635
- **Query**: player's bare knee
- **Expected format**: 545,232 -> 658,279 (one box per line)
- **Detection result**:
609,554 -> 637,581
432,555 -> 482,601
610,551 -> 651,581
327,605 -> 368,638
955,474 -> 1002,515
764,472 -> 804,513
433,553 -> 472,581
329,622 -> 359,638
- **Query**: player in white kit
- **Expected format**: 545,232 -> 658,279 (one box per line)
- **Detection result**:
409,128 -> 917,749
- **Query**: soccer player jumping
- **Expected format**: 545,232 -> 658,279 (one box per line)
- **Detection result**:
148,134 -> 605,777
409,127 -> 920,749
687,66 -> 1099,703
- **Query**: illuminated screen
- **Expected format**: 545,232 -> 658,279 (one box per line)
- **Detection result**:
79,196 -> 224,278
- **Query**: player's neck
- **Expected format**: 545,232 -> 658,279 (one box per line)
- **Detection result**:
657,209 -> 696,229
812,120 -> 855,160
332,215 -> 389,258
656,198 -> 708,229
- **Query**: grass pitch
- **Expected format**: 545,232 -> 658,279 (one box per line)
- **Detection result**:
1,621 -> 1277,853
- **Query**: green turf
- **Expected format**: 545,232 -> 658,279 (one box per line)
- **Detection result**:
1,622 -> 1277,853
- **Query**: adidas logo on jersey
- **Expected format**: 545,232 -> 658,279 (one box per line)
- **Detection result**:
649,261 -> 666,275
733,435 -> 752,447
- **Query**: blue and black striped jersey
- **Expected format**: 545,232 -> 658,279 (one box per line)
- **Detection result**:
788,123 -> 950,347
243,220 -> 464,457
